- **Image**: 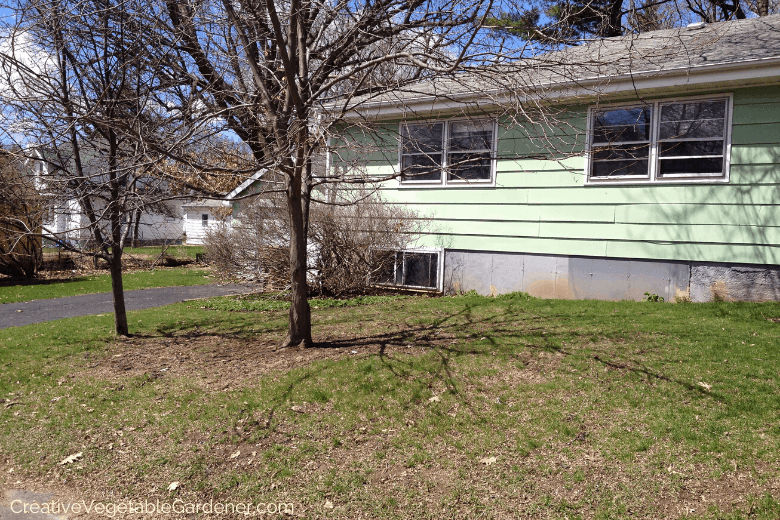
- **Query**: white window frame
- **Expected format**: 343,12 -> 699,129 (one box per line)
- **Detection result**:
371,247 -> 444,291
398,119 -> 498,187
585,94 -> 733,185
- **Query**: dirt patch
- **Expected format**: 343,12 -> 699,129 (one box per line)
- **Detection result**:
81,328 -> 441,391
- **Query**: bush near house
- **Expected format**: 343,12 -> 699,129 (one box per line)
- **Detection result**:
204,189 -> 432,296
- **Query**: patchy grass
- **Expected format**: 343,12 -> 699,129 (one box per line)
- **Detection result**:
1,293 -> 780,519
0,267 -> 213,304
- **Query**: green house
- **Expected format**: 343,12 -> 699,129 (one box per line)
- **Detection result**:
336,15 -> 780,302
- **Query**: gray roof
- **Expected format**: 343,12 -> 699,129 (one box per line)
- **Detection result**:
350,15 -> 780,108
182,199 -> 228,208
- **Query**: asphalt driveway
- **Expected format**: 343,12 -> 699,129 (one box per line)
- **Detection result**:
0,283 -> 254,329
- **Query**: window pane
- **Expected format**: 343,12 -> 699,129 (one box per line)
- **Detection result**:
373,250 -> 398,284
402,123 -> 444,153
661,100 -> 725,122
659,120 -> 724,140
447,152 -> 491,181
449,121 -> 493,152
593,143 -> 650,161
593,107 -> 651,143
403,252 -> 438,288
658,158 -> 724,176
402,154 -> 442,182
660,140 -> 724,157
591,159 -> 649,177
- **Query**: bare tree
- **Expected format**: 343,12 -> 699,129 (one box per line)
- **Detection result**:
153,0 -> 516,347
0,0 -> 183,334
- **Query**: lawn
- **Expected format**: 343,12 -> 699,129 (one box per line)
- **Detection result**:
1,293 -> 779,519
124,245 -> 205,259
0,267 -> 213,304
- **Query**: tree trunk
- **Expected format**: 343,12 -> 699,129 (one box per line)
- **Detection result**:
282,173 -> 312,348
132,208 -> 142,248
758,0 -> 769,16
607,0 -> 624,36
110,242 -> 129,335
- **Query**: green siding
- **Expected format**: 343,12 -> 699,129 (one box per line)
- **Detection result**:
365,84 -> 780,265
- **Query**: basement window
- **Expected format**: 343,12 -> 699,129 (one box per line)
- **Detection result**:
586,95 -> 732,184
373,249 -> 442,291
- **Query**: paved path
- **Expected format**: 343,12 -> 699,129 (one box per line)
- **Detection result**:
0,284 -> 254,329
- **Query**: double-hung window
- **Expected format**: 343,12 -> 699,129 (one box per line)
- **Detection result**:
400,120 -> 495,185
587,95 -> 731,183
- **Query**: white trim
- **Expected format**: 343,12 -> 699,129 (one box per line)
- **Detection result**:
397,119 -> 498,188
584,93 -> 733,186
225,168 -> 267,200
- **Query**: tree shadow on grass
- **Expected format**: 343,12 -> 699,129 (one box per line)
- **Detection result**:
127,295 -> 731,435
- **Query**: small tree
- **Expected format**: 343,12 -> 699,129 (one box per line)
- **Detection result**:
0,0 -> 183,334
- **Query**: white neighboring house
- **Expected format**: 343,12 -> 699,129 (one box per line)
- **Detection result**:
182,169 -> 269,245
28,147 -> 186,246
182,199 -> 230,245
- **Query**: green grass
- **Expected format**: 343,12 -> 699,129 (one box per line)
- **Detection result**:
2,293 -> 780,518
123,245 -> 205,259
0,267 -> 212,304
201,293 -> 406,312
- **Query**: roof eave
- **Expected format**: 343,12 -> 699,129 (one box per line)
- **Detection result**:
341,56 -> 780,120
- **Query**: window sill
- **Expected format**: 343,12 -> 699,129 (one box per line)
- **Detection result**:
397,178 -> 496,188
584,176 -> 730,186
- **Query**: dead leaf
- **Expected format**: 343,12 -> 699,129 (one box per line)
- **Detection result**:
291,405 -> 304,413
229,450 -> 241,459
479,456 -> 497,466
167,482 -> 179,491
324,500 -> 334,509
697,381 -> 712,391
59,452 -> 83,465
428,395 -> 440,403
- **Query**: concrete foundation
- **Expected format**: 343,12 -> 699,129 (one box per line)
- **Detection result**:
444,250 -> 780,302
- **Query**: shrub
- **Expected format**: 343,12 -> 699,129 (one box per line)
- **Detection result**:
0,150 -> 42,278
204,186 -> 432,295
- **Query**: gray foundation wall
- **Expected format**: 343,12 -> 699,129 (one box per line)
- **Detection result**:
444,250 -> 780,302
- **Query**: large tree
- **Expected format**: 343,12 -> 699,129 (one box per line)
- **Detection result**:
156,0 -> 504,347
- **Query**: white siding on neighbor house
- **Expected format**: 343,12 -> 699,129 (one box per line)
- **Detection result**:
42,199 -> 186,244
131,199 -> 186,242
184,208 -> 217,245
